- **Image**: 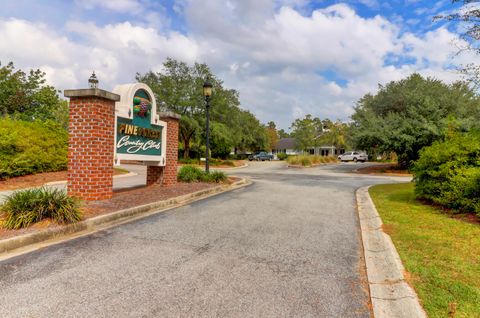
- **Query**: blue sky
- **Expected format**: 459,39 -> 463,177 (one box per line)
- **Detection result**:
0,0 -> 472,129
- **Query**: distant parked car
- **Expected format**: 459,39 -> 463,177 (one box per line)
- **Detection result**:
338,151 -> 368,163
248,151 -> 273,161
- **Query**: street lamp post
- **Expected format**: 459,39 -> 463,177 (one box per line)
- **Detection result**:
203,79 -> 213,173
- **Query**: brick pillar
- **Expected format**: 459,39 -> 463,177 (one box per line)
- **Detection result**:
146,166 -> 164,186
146,112 -> 180,186
64,89 -> 120,200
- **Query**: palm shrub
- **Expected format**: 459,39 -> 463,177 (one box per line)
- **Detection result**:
1,187 -> 81,229
413,131 -> 480,216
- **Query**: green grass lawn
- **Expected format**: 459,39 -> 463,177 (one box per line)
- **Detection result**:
369,183 -> 480,318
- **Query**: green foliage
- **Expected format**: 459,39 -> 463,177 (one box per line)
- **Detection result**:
177,165 -> 228,183
177,165 -> 204,182
369,183 -> 480,317
210,122 -> 233,159
413,131 -> 480,215
137,58 -> 268,158
1,187 -> 81,229
0,118 -> 67,179
0,62 -> 68,128
290,114 -> 323,150
200,170 -> 228,183
276,153 -> 288,160
351,74 -> 480,168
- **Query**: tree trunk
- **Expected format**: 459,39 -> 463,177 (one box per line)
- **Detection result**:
183,136 -> 190,159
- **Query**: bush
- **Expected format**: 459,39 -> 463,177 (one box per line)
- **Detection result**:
177,165 -> 228,183
277,153 -> 288,160
177,165 -> 204,182
201,171 -> 228,183
0,118 -> 67,179
229,154 -> 249,160
0,187 -> 81,229
413,131 -> 480,216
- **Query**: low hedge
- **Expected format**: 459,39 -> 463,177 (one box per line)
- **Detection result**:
0,118 -> 67,179
413,131 -> 480,216
177,165 -> 227,183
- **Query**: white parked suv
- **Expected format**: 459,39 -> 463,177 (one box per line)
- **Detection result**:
338,151 -> 368,163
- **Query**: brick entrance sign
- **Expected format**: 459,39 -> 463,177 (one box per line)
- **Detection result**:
64,84 -> 180,201
146,112 -> 180,186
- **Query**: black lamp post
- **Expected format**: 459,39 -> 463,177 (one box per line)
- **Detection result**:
203,79 -> 213,173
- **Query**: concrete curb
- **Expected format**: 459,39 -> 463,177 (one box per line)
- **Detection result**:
43,171 -> 138,186
212,163 -> 249,170
356,186 -> 427,318
0,178 -> 251,256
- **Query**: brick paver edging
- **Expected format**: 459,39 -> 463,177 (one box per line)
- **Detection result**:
356,186 -> 427,318
0,178 -> 251,256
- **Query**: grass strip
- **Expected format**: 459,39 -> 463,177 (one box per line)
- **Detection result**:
369,183 -> 480,318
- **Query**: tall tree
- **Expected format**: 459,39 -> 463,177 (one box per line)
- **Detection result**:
318,121 -> 349,150
137,58 -> 268,158
290,114 -> 323,151
265,121 -> 279,152
351,73 -> 480,168
278,129 -> 290,138
0,61 -> 68,128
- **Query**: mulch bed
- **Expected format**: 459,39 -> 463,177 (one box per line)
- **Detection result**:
355,163 -> 411,176
0,179 -> 235,240
83,182 -> 219,218
0,169 -> 126,191
0,171 -> 68,191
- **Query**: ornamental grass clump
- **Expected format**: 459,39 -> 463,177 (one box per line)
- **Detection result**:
0,187 -> 81,229
287,155 -> 337,166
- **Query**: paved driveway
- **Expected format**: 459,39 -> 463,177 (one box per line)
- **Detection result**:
0,162 -> 410,317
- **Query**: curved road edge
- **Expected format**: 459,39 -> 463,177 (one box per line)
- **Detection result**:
356,186 -> 427,318
0,177 -> 252,261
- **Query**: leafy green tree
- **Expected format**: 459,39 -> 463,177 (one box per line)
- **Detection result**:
290,114 -> 323,151
351,73 -> 480,168
0,61 -> 68,128
318,121 -> 349,150
278,129 -> 290,138
137,58 -> 268,158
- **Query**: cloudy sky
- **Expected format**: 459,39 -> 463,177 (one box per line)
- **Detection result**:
0,0 -> 474,129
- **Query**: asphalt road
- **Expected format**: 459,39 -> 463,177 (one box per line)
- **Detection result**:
0,162 -> 410,317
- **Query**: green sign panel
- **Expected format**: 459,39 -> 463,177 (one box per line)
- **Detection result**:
116,89 -> 163,156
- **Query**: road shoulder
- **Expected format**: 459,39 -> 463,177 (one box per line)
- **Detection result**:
356,186 -> 427,318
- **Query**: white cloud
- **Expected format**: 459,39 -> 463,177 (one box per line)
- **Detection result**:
0,18 -> 199,91
75,0 -> 143,13
0,1 -> 470,129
